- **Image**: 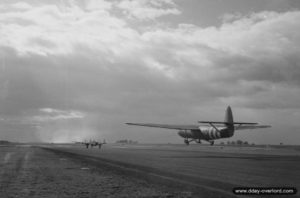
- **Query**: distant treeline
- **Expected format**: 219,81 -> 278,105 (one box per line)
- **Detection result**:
115,139 -> 138,144
0,140 -> 11,145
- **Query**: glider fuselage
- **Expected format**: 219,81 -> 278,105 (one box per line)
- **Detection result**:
177,126 -> 234,142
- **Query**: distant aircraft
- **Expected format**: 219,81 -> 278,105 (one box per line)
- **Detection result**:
126,106 -> 271,145
82,139 -> 106,149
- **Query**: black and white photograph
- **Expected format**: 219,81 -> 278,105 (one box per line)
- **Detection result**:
0,0 -> 299,197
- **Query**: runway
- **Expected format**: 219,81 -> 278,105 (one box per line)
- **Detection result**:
1,145 -> 191,198
43,144 -> 300,197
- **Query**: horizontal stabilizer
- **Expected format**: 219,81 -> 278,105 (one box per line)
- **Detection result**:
235,125 -> 271,130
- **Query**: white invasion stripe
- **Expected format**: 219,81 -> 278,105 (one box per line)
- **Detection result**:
211,130 -> 215,139
211,128 -> 217,139
213,131 -> 218,139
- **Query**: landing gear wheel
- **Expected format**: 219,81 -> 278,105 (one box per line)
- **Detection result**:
210,141 -> 214,146
184,139 -> 189,145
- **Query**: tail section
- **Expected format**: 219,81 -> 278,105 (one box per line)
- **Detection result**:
224,106 -> 234,137
198,106 -> 257,127
224,106 -> 233,125
200,106 -> 257,125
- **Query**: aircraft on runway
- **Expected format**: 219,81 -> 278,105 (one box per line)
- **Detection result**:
126,106 -> 271,145
82,139 -> 106,149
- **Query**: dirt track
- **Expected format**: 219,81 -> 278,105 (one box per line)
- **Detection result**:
0,146 -> 191,198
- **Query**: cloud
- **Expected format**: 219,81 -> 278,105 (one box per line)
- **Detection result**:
35,108 -> 85,121
85,0 -> 112,11
2,1 -> 299,84
0,0 -> 131,56
116,0 -> 181,20
0,2 -> 32,11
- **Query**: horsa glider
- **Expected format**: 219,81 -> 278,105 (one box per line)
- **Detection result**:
126,106 -> 271,145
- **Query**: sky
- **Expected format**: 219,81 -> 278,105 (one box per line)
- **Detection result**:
0,0 -> 300,145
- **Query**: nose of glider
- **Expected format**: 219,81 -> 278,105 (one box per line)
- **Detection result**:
178,130 -> 186,138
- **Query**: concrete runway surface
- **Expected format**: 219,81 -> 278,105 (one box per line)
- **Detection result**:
1,144 -> 299,198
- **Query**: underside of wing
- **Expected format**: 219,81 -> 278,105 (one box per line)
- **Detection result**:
126,123 -> 199,130
199,121 -> 258,125
235,125 -> 271,130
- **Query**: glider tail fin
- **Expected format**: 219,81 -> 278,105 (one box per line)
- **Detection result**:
224,106 -> 233,125
224,106 -> 234,135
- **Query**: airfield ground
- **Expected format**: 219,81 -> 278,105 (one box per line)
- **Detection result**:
0,144 -> 299,198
